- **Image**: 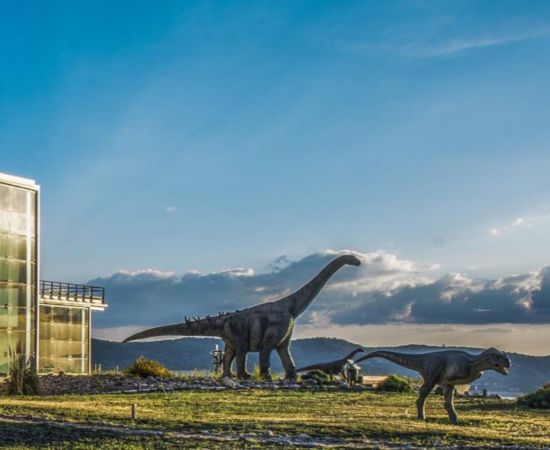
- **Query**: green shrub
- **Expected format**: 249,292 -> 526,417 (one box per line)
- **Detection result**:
125,356 -> 171,378
377,374 -> 414,393
517,383 -> 550,409
7,347 -> 40,395
302,369 -> 331,385
250,365 -> 266,381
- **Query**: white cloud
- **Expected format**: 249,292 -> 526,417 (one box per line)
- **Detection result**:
438,273 -> 483,302
116,268 -> 177,279
216,268 -> 255,277
489,215 -> 537,237
164,206 -> 176,213
89,249 -> 550,334
511,217 -> 533,228
324,249 -> 434,293
90,249 -> 427,329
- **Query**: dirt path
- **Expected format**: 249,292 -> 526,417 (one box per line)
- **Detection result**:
0,414 -> 534,449
0,414 -> 384,448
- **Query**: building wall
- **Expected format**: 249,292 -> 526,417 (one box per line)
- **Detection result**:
38,304 -> 89,374
0,173 -> 104,376
0,178 -> 38,375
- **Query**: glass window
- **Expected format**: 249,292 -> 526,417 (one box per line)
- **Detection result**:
0,182 -> 37,375
38,305 -> 89,374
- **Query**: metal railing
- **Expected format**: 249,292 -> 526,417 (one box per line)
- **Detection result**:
40,280 -> 105,305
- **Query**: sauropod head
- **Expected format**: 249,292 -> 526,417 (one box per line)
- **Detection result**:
341,254 -> 361,266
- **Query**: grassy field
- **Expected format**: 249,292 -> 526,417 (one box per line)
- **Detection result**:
0,389 -> 548,448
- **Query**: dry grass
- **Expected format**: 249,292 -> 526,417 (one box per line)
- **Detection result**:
0,390 -> 548,448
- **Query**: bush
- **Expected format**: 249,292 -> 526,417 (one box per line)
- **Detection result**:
7,347 -> 40,395
125,356 -> 171,378
302,369 -> 331,385
377,374 -> 414,393
250,364 -> 270,381
517,383 -> 550,409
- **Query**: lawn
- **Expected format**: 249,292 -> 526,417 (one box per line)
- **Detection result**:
0,389 -> 548,448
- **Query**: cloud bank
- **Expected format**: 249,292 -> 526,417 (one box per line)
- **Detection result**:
89,250 -> 550,334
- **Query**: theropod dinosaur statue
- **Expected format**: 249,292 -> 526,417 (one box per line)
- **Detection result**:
123,254 -> 361,380
355,348 -> 511,424
296,348 -> 365,380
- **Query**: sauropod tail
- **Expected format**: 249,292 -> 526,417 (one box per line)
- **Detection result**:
122,318 -> 221,343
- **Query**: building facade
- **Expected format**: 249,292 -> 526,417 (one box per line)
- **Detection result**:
0,172 -> 106,375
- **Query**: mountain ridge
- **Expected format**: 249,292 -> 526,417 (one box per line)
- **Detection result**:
92,337 -> 550,393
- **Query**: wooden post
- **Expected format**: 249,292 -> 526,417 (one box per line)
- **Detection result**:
131,403 -> 137,420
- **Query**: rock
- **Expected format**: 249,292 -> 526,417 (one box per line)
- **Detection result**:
221,377 -> 237,388
28,373 -> 370,395
302,378 -> 318,388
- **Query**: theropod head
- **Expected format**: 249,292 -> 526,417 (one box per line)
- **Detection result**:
480,348 -> 511,375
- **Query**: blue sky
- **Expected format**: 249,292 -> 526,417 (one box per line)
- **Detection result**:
2,1 -> 550,352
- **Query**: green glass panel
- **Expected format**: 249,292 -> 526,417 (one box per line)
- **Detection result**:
0,182 -> 37,375
38,305 -> 88,374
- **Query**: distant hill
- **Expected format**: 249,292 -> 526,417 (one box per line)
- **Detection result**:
92,337 -> 550,394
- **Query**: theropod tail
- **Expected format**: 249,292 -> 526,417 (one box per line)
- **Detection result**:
296,348 -> 364,373
123,317 -> 223,343
355,351 -> 423,371
295,362 -> 324,373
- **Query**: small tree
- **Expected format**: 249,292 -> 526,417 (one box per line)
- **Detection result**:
376,374 -> 414,393
125,356 -> 171,378
7,345 -> 40,396
301,369 -> 331,385
517,383 -> 550,409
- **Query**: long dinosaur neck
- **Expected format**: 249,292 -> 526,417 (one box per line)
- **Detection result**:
344,348 -> 363,361
287,256 -> 352,317
356,351 -> 424,372
123,317 -> 224,343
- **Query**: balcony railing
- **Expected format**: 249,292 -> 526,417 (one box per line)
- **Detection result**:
40,280 -> 105,305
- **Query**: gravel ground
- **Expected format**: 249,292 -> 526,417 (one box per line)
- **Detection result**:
1,373 -> 363,396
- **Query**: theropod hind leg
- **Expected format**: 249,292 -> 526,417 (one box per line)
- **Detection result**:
443,385 -> 458,425
416,380 -> 435,421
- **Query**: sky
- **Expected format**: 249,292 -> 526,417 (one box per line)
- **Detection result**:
2,1 -> 550,354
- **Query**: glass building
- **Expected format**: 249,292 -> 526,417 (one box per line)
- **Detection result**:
0,173 -> 106,375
